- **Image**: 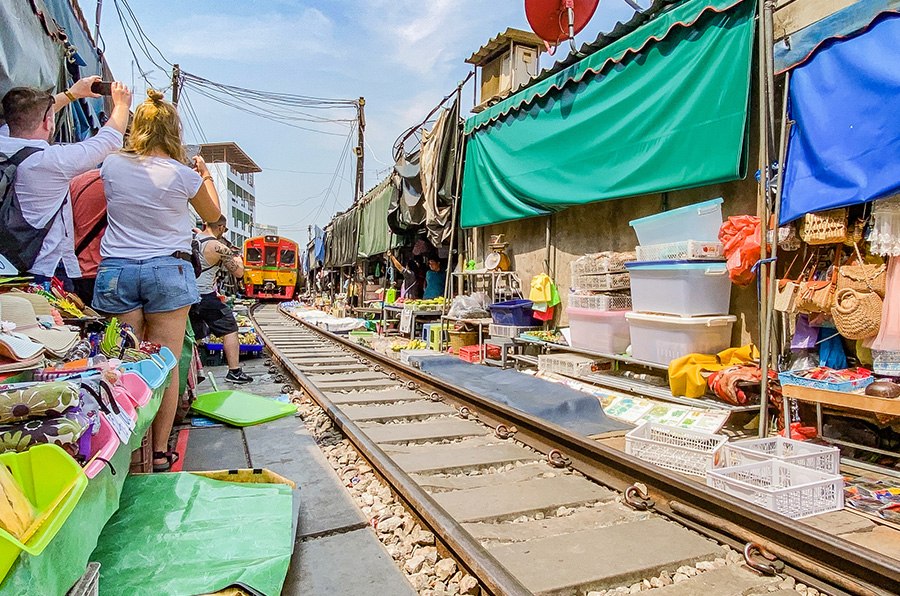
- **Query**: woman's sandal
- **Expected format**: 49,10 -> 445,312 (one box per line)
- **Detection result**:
153,450 -> 180,472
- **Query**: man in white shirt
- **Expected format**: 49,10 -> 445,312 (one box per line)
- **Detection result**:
0,77 -> 131,285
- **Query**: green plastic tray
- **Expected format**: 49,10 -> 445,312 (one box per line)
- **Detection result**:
190,391 -> 296,427
0,444 -> 88,580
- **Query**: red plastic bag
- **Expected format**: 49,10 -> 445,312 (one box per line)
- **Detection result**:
718,215 -> 761,286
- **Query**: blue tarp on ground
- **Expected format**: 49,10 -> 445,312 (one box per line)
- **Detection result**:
414,356 -> 629,436
780,13 -> 900,224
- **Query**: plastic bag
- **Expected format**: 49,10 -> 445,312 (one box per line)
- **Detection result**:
447,292 -> 490,320
718,215 -> 761,286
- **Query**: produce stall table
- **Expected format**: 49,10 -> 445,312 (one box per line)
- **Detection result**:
513,338 -> 758,414
439,316 -> 493,360
783,384 -> 900,477
381,305 -> 442,339
0,373 -> 167,595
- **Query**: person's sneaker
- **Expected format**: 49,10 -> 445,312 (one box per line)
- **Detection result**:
225,369 -> 253,384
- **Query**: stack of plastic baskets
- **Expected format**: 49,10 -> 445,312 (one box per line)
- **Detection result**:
708,436 -> 844,519
568,251 -> 635,354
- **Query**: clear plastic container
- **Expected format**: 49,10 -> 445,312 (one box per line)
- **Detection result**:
629,198 -> 724,245
625,312 -> 736,365
625,261 -> 731,317
635,240 -> 725,262
568,308 -> 631,354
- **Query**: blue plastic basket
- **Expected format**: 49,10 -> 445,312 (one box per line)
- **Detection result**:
778,370 -> 874,393
489,300 -> 538,327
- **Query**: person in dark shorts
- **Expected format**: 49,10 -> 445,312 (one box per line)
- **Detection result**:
189,217 -> 253,384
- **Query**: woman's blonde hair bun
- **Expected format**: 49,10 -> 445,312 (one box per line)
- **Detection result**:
146,89 -> 165,103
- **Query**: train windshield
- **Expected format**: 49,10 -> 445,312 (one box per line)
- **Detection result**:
264,246 -> 278,266
246,247 -> 262,264
279,248 -> 296,266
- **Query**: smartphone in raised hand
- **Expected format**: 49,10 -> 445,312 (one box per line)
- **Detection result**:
90,80 -> 113,95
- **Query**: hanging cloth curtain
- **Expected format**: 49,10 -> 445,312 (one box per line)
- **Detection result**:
780,13 -> 900,224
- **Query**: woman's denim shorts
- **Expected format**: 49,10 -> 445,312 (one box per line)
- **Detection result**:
92,256 -> 200,314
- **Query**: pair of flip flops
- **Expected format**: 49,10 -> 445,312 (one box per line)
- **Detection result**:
153,450 -> 179,472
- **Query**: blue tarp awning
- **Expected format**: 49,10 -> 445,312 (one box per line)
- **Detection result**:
780,12 -> 900,224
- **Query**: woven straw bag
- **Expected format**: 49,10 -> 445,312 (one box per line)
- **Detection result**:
800,208 -> 848,245
832,288 -> 882,340
837,243 -> 886,297
797,259 -> 839,314
773,253 -> 804,313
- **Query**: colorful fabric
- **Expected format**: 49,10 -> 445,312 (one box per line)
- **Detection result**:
0,407 -> 91,458
0,381 -> 79,424
668,345 -> 758,398
529,274 -> 553,303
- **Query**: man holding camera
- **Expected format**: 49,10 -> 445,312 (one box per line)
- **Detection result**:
0,76 -> 131,286
189,216 -> 254,385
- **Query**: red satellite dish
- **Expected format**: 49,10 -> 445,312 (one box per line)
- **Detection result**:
525,0 -> 600,45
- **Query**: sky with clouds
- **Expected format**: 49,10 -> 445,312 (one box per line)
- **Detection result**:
84,0 -> 637,245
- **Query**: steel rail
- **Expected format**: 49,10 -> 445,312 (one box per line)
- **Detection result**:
253,307 -> 531,596
264,306 -> 900,595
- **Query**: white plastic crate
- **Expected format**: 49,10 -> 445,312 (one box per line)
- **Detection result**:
625,422 -> 727,477
706,460 -> 844,519
625,312 -> 736,366
572,272 -> 630,291
568,292 -> 632,311
571,251 -> 637,275
538,353 -> 610,377
723,437 -> 840,474
636,240 -> 725,262
625,261 -> 731,317
489,324 -> 541,338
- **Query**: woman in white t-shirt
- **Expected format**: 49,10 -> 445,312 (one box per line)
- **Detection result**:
94,89 -> 221,471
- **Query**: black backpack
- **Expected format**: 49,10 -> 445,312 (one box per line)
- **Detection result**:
0,146 -> 64,272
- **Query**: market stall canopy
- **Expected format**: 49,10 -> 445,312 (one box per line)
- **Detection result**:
324,208 -> 359,267
358,178 -> 401,258
774,0 -> 899,73
460,0 -> 755,228
779,11 -> 900,224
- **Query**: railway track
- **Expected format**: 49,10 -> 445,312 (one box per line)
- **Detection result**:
252,303 -> 900,596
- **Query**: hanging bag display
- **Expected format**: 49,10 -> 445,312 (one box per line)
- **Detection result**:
773,253 -> 805,313
832,288 -> 883,340
796,247 -> 841,314
800,208 -> 848,245
837,242 -> 886,297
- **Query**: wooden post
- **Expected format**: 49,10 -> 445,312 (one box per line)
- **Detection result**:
171,64 -> 181,107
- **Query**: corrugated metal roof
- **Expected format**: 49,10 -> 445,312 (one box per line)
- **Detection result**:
198,142 -> 262,174
465,27 -> 545,65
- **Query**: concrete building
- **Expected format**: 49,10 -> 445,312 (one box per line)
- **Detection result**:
252,223 -> 279,237
198,142 -> 262,247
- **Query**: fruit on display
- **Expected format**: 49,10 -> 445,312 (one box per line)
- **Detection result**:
406,339 -> 427,350
521,330 -> 567,344
403,297 -> 446,311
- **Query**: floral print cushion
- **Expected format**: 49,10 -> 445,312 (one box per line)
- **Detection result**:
0,408 -> 91,459
0,382 -> 80,424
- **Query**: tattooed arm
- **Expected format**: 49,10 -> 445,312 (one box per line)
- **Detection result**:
211,241 -> 244,277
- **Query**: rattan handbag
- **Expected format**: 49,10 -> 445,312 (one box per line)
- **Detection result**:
832,288 -> 882,340
800,208 -> 848,245
837,243 -> 886,297
796,252 -> 839,314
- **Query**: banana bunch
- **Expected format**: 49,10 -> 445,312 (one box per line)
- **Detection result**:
238,332 -> 261,345
406,339 -> 427,350
0,464 -> 35,540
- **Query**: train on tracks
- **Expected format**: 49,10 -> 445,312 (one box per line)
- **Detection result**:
242,235 -> 298,300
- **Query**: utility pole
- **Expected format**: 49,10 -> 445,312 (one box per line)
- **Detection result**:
354,97 -> 366,203
171,64 -> 181,107
93,0 -> 103,71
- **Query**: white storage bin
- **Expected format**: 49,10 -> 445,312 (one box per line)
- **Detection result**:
625,422 -> 727,477
572,272 -> 630,291
568,308 -> 630,354
629,198 -> 724,245
625,261 -> 731,317
636,240 -> 725,262
538,353 -> 609,377
625,312 -> 736,366
723,437 -> 840,474
707,460 -> 844,519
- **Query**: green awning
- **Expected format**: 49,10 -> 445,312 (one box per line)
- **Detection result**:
461,0 -> 755,228
324,208 -> 359,267
357,179 -> 400,258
